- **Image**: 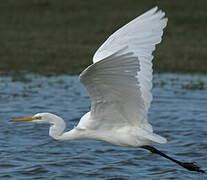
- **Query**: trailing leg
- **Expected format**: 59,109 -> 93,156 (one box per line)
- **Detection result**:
141,145 -> 205,173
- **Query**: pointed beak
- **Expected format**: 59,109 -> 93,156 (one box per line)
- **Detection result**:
10,117 -> 35,122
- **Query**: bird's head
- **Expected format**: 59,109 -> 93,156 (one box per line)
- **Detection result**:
11,113 -> 66,139
10,113 -> 61,124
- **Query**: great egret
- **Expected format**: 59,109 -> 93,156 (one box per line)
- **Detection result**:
11,7 -> 204,173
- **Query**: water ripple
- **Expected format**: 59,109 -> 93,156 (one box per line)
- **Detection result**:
1,73 -> 207,179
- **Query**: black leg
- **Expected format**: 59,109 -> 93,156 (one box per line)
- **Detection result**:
141,145 -> 205,173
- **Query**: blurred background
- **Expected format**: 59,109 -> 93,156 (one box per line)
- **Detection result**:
0,0 -> 206,75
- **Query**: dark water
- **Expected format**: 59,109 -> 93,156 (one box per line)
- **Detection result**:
0,73 -> 206,179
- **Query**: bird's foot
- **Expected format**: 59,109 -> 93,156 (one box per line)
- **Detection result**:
179,162 -> 205,173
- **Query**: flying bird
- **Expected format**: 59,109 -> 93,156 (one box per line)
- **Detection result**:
11,7 -> 204,173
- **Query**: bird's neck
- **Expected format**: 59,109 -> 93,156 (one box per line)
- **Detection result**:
49,116 -> 84,141
49,117 -> 66,140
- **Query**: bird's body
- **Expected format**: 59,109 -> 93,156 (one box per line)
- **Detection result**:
11,7 -> 205,173
31,6 -> 168,147
45,111 -> 162,147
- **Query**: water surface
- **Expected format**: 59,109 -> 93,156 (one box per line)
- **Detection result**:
0,73 -> 207,179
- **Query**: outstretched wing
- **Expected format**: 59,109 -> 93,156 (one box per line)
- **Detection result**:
93,7 -> 167,111
80,48 -> 151,130
80,7 -> 167,132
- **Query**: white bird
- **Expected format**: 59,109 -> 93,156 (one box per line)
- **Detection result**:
11,7 -> 204,173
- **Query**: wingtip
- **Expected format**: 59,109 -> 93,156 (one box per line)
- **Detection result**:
154,6 -> 158,11
148,6 -> 158,14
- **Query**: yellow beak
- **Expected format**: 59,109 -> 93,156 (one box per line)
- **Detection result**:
10,117 -> 35,122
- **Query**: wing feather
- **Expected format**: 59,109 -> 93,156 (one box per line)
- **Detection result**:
79,7 -> 167,134
93,7 -> 167,111
80,48 -> 152,131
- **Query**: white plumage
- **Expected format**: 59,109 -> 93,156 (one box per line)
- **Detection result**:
12,8 -> 206,173
78,6 -> 168,146
12,7 -> 168,146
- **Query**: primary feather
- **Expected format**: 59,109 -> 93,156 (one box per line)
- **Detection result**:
93,6 -> 167,111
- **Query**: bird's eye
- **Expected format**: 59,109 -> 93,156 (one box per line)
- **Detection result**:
35,116 -> 42,120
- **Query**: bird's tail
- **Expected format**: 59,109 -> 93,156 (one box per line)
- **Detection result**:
138,128 -> 167,144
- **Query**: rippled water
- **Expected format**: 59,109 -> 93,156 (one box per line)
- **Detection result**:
1,73 -> 207,179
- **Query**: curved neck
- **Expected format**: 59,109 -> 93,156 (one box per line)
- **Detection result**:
49,116 -> 66,140
48,116 -> 84,141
